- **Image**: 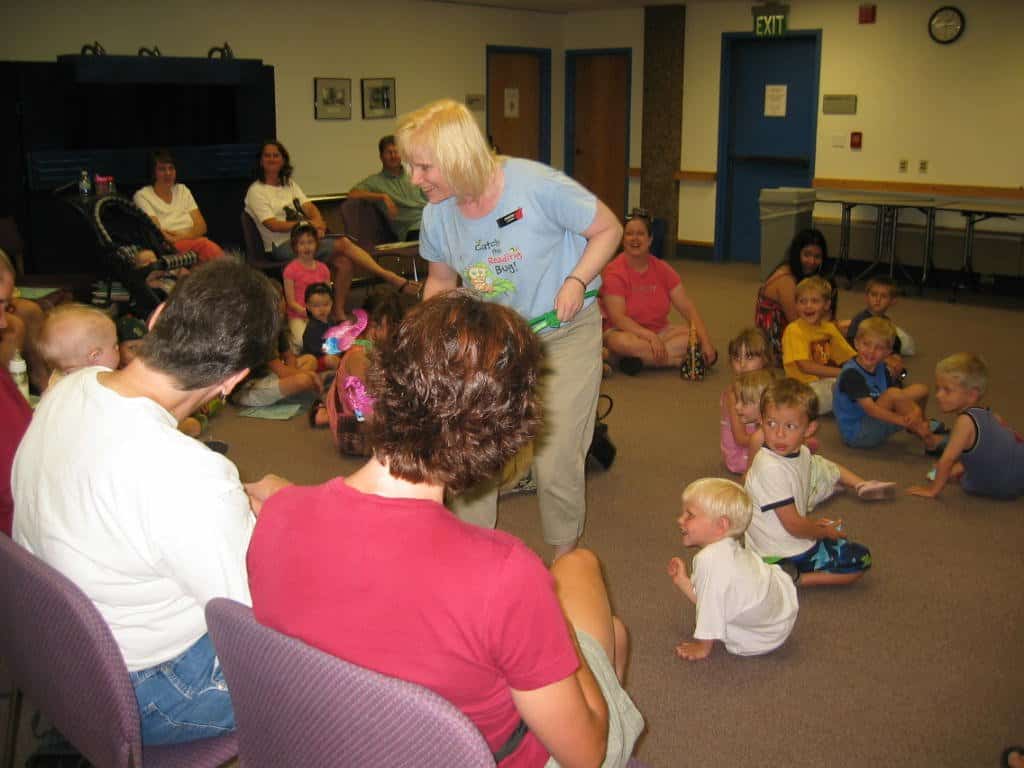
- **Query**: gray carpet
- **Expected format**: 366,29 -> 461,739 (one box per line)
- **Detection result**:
4,260 -> 1022,767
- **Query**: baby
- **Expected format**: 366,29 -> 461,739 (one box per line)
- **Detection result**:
38,304 -> 119,389
667,477 -> 798,661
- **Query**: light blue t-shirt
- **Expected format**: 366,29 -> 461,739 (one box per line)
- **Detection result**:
419,158 -> 599,324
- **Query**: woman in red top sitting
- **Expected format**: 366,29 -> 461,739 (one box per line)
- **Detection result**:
601,211 -> 716,374
245,292 -> 643,767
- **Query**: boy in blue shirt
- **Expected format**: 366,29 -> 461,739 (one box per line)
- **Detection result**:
834,316 -> 944,452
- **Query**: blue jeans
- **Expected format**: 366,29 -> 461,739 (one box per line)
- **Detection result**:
128,633 -> 236,745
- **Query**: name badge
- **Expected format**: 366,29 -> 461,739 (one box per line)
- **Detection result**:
497,208 -> 524,228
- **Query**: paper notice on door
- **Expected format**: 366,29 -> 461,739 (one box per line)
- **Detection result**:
504,88 -> 520,119
764,84 -> 787,117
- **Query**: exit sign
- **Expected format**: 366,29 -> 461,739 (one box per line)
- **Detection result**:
752,3 -> 789,36
755,13 -> 787,36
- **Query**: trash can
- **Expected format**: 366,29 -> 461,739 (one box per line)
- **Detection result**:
759,187 -> 816,279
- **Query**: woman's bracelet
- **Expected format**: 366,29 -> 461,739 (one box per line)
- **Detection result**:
564,274 -> 588,290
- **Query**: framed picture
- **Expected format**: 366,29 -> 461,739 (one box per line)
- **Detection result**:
361,78 -> 396,120
314,77 -> 352,120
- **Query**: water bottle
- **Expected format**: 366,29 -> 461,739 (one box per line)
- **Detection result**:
78,169 -> 92,199
9,351 -> 29,401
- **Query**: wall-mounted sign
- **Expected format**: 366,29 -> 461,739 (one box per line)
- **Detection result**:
752,3 -> 789,36
822,94 -> 858,115
764,84 -> 787,117
504,87 -> 519,119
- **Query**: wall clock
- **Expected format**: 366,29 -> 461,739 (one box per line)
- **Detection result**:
929,6 -> 965,44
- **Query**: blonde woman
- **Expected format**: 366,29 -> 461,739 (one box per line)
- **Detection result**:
396,99 -> 622,559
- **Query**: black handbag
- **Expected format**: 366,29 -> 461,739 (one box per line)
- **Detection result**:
587,394 -> 616,471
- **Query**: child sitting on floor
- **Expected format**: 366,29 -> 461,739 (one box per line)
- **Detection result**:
300,282 -> 341,372
781,275 -> 855,415
283,222 -> 331,353
311,286 -> 407,454
720,328 -> 773,474
840,275 -> 916,356
37,304 -> 120,390
232,280 -> 320,407
833,316 -> 944,453
745,378 -> 895,588
667,477 -> 798,661
726,368 -> 778,474
909,353 -> 1023,500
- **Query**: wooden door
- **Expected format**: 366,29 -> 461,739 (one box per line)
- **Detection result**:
487,52 -> 541,161
568,51 -> 629,221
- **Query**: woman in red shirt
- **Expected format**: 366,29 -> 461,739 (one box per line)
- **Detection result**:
602,212 -> 716,373
245,293 -> 643,767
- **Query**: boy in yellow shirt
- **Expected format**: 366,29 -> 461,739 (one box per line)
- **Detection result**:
782,276 -> 855,414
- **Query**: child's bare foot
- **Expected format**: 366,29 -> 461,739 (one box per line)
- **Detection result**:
675,638 -> 713,661
856,480 -> 897,500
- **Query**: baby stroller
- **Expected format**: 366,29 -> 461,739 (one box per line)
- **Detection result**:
82,195 -> 198,317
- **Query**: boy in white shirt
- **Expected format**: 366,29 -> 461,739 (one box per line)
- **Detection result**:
745,378 -> 893,588
667,477 -> 799,661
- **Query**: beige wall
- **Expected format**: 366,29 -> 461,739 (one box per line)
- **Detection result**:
7,0 -> 1020,248
679,0 -> 1024,244
2,0 -> 644,202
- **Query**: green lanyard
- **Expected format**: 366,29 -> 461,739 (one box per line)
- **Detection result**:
527,290 -> 598,333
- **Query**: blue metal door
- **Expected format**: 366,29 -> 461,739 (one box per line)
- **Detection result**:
715,32 -> 820,263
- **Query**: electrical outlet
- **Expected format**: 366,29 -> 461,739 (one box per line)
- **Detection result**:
899,159 -> 908,173
919,160 -> 928,173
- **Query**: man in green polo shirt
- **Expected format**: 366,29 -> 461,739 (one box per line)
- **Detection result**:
348,135 -> 426,241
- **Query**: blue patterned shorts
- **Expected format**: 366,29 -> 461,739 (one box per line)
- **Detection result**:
783,538 -> 872,575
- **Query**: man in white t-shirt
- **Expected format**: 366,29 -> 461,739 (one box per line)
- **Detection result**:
668,478 -> 798,660
13,260 -> 280,746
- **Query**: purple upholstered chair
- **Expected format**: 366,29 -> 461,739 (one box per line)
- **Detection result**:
0,535 -> 237,768
205,597 -> 496,768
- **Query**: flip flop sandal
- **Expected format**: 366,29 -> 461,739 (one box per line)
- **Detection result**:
855,480 -> 898,500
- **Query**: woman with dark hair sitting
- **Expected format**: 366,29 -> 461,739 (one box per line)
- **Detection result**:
244,140 -> 419,318
134,148 -> 225,262
755,227 -> 838,361
246,292 -> 644,767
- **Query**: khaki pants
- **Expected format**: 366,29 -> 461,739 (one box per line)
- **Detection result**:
452,302 -> 603,545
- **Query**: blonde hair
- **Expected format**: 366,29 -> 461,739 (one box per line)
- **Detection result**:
38,303 -> 116,372
733,368 -> 778,406
935,353 -> 988,395
728,327 -> 773,367
795,275 -> 832,301
760,377 -> 818,422
855,316 -> 896,346
395,99 -> 499,201
682,478 -> 754,538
